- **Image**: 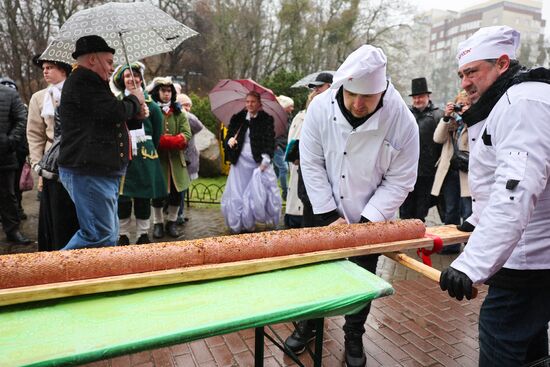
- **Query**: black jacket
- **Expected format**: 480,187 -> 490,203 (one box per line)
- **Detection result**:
224,109 -> 275,164
410,101 -> 443,177
58,66 -> 141,176
0,85 -> 27,171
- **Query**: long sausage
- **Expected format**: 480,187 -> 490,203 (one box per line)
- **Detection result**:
0,219 -> 425,289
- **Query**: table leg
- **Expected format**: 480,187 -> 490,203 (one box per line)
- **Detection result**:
255,326 -> 264,366
313,318 -> 324,367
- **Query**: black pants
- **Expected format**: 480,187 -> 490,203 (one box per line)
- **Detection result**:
343,254 -> 380,336
152,176 -> 181,208
118,196 -> 151,219
0,170 -> 19,234
399,176 -> 434,222
38,178 -> 80,251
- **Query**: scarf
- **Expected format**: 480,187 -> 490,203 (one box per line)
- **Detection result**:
335,86 -> 385,129
158,101 -> 172,114
41,81 -> 65,118
460,63 -> 550,127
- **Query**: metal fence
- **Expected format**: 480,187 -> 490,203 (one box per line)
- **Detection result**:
185,182 -> 225,205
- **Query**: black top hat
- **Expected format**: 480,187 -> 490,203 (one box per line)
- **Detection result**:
409,77 -> 431,96
71,35 -> 115,59
308,72 -> 333,88
32,54 -> 72,76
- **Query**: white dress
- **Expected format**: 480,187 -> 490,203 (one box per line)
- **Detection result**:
221,130 -> 281,233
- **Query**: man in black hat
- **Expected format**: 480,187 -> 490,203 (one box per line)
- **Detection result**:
58,35 -> 146,250
307,72 -> 333,93
28,54 -> 79,251
399,77 -> 443,222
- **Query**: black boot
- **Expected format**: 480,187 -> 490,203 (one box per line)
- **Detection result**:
136,233 -> 151,244
118,235 -> 130,246
165,221 -> 180,238
6,230 -> 32,245
284,320 -> 316,355
344,332 -> 366,367
153,223 -> 164,239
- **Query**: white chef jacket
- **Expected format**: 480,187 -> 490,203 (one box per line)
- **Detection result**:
300,83 -> 419,223
452,81 -> 550,284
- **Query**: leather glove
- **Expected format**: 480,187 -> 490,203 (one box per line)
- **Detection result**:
440,266 -> 474,301
457,221 -> 475,232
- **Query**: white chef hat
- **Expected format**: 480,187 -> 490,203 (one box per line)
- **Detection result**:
456,26 -> 520,68
331,45 -> 387,95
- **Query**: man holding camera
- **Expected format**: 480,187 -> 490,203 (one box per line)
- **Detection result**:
399,77 -> 443,222
439,26 -> 550,366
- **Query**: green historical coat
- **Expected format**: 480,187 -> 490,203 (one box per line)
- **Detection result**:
158,107 -> 192,193
119,94 -> 167,199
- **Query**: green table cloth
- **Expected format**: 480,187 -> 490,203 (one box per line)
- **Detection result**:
0,260 -> 393,366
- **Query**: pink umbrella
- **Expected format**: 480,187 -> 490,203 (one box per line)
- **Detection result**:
209,79 -> 288,137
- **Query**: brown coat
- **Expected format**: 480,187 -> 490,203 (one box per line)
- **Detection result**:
27,89 -> 55,168
431,118 -> 470,197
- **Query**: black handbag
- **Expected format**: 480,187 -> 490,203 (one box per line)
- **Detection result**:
449,132 -> 469,172
36,112 -> 61,180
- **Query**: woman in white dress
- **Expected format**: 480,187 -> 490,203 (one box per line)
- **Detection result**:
221,91 -> 280,233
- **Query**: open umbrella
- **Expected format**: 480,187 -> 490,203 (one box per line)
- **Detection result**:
39,2 -> 198,65
291,70 -> 336,88
209,79 -> 288,138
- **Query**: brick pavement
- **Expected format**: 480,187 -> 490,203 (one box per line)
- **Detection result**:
0,190 -> 542,366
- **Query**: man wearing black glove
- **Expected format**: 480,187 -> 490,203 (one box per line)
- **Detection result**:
440,26 -> 550,366
284,45 -> 419,367
439,267 -> 473,301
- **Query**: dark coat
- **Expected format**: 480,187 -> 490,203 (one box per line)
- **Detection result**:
0,85 -> 27,171
58,66 -> 141,176
410,101 -> 443,177
224,109 -> 275,164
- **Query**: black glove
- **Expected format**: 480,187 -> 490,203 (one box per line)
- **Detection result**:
457,220 -> 475,232
440,267 -> 474,301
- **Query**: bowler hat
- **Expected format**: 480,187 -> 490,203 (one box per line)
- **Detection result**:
32,54 -> 72,76
308,72 -> 333,88
409,77 -> 431,96
72,35 -> 115,59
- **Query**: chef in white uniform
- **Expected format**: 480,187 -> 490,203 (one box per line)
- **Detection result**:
284,45 -> 419,367
439,26 -> 550,366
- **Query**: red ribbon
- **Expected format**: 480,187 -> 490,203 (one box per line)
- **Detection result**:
416,233 -> 443,267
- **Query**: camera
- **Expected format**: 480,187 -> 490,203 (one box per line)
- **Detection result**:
453,103 -> 464,112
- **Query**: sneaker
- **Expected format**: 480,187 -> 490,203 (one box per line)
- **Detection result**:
284,320 -> 316,355
344,333 -> 366,367
118,235 -> 130,246
136,233 -> 151,245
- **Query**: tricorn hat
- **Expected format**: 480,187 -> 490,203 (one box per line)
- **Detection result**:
307,72 -> 333,88
409,77 -> 431,96
72,35 -> 115,59
32,54 -> 72,76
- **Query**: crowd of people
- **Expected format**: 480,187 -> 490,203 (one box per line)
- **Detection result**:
1,25 -> 549,367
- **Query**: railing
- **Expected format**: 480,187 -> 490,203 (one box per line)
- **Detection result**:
185,182 -> 226,206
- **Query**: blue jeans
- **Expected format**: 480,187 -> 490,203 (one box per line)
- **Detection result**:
479,285 -> 550,366
441,169 -> 461,225
59,168 -> 121,249
273,146 -> 288,198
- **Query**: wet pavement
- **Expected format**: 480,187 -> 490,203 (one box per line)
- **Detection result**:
2,186 -> 489,366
